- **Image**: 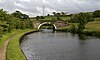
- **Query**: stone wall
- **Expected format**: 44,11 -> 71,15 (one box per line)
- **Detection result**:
54,21 -> 66,28
32,21 -> 40,28
32,21 -> 67,29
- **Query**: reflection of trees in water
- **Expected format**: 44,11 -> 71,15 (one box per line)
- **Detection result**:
70,33 -> 87,40
78,34 -> 87,40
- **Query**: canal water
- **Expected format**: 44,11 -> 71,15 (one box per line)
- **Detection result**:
21,29 -> 100,60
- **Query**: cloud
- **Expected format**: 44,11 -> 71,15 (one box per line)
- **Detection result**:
19,0 -> 31,2
58,0 -> 61,2
0,0 -> 100,17
14,2 -> 28,9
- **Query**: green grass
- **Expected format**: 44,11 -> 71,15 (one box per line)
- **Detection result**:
84,21 -> 100,37
85,21 -> 100,31
0,30 -> 21,48
56,25 -> 71,31
94,17 -> 100,21
7,29 -> 38,60
56,23 -> 79,31
60,16 -> 70,21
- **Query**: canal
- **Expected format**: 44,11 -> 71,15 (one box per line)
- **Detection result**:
21,29 -> 100,60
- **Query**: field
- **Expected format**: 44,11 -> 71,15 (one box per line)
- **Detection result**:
85,21 -> 100,31
94,17 -> 100,21
56,20 -> 100,34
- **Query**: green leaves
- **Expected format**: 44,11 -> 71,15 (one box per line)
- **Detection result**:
93,10 -> 100,17
77,13 -> 90,33
70,12 -> 94,34
0,9 -> 32,36
11,10 -> 29,19
71,12 -> 94,23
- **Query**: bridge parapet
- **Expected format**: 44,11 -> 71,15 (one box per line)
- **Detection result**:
32,20 -> 67,29
54,21 -> 66,28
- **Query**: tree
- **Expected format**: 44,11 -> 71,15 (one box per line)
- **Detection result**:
12,11 -> 22,18
71,12 -> 94,23
93,10 -> 100,17
40,16 -> 45,19
77,13 -> 91,34
0,21 -> 3,37
21,14 -> 29,19
56,13 -> 61,20
57,13 -> 61,16
71,12 -> 94,34
47,14 -> 50,16
0,9 -> 32,35
71,14 -> 79,23
12,11 -> 29,19
61,12 -> 65,15
0,9 -> 8,21
52,12 -> 56,16
36,16 -> 40,20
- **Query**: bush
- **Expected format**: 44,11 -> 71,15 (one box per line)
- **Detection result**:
0,9 -> 32,36
70,24 -> 78,33
93,10 -> 100,17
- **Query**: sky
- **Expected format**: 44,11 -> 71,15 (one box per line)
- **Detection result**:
0,0 -> 100,17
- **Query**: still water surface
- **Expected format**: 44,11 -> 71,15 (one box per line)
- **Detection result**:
21,29 -> 100,60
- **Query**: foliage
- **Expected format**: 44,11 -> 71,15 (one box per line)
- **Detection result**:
11,11 -> 29,19
36,16 -> 40,20
0,9 -> 32,37
70,14 -> 79,23
70,12 -> 94,34
71,12 -> 94,23
52,12 -> 56,16
77,13 -> 89,33
70,24 -> 78,33
93,10 -> 100,17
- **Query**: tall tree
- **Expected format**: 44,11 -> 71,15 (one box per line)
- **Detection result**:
36,16 -> 40,20
61,12 -> 65,15
12,11 -> 22,18
93,10 -> 100,17
77,13 -> 91,33
52,12 -> 56,16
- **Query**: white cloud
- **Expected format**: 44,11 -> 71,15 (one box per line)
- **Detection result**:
14,2 -> 28,9
19,0 -> 31,2
58,0 -> 61,2
36,6 -> 43,14
0,0 -> 100,17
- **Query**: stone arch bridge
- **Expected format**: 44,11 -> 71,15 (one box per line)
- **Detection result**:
32,21 -> 67,29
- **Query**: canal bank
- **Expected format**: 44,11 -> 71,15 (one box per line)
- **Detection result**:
6,29 -> 39,60
19,30 -> 39,60
55,21 -> 100,38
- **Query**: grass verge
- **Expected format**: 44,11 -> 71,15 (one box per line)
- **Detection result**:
7,29 -> 38,60
0,30 -> 22,48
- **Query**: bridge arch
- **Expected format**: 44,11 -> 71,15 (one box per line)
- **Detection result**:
38,22 -> 57,29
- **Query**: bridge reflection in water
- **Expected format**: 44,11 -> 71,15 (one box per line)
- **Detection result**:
41,29 -> 55,33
